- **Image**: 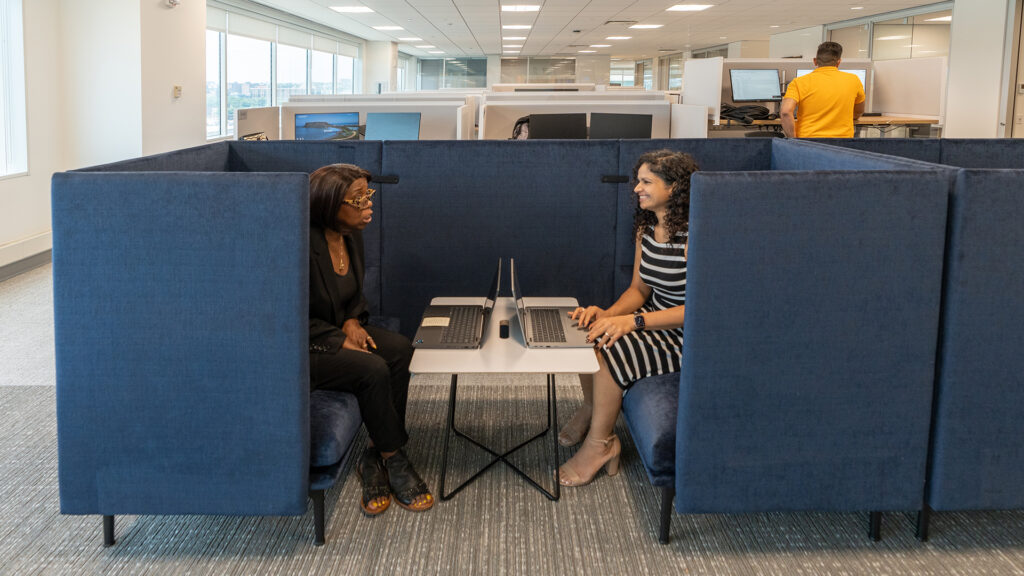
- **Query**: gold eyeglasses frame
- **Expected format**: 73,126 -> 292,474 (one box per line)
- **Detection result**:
342,188 -> 376,210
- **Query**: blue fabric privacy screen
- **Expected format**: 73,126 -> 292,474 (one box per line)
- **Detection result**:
675,170 -> 950,514
53,172 -> 311,516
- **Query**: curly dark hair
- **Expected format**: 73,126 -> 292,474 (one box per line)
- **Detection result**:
631,150 -> 699,241
309,163 -> 373,232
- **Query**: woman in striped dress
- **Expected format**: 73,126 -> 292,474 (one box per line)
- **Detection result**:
558,149 -> 697,487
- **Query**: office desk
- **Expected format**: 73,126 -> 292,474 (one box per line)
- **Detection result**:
712,116 -> 939,137
410,296 -> 599,501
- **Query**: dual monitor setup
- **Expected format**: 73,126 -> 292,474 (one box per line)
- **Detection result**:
526,112 -> 653,140
728,68 -> 868,103
294,111 -> 422,141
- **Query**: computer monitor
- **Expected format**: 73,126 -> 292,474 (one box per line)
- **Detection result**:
729,69 -> 782,102
294,112 -> 359,141
796,68 -> 867,88
363,112 -> 421,140
527,113 -> 588,139
588,113 -> 653,139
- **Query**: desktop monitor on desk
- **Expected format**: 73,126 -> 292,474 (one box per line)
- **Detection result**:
294,112 -> 359,140
729,69 -> 782,103
527,113 -> 588,139
364,112 -> 422,140
588,113 -> 653,139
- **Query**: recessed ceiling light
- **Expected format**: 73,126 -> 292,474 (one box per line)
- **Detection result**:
330,6 -> 374,13
503,36 -> 527,40
578,50 -> 596,53
719,36 -> 726,39
876,35 -> 909,40
373,25 -> 404,31
770,25 -> 779,28
398,37 -> 422,41
629,24 -> 663,29
501,5 -> 540,11
503,44 -> 523,48
925,15 -> 952,22
606,36 -> 631,40
428,50 -> 444,54
666,4 -> 713,11
502,25 -> 532,29
590,44 -> 611,48
850,6 -> 864,9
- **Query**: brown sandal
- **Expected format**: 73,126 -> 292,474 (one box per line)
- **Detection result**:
383,450 -> 434,512
356,448 -> 391,516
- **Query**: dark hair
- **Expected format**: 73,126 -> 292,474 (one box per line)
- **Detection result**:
631,150 -> 699,241
816,41 -> 843,66
309,163 -> 372,232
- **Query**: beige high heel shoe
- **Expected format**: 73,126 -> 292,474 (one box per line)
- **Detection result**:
558,435 -> 621,487
557,404 -> 592,447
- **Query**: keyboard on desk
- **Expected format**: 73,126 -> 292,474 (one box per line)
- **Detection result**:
441,306 -> 483,344
529,308 -> 566,343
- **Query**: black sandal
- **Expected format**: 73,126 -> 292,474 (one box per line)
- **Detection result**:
356,447 -> 391,516
383,450 -> 434,512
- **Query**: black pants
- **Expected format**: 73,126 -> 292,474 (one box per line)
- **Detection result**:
310,325 -> 413,453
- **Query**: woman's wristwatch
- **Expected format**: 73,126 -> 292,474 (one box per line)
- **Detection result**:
633,311 -> 646,331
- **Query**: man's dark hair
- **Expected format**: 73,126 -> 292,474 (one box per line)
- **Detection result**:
816,42 -> 843,66
309,163 -> 372,232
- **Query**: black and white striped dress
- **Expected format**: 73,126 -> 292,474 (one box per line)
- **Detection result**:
602,227 -> 686,390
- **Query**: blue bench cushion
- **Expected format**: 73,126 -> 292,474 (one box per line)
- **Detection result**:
310,390 -> 362,468
622,371 -> 680,487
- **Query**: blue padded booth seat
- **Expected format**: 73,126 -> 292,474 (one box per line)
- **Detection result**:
676,170 -> 949,518
622,371 -> 681,487
926,170 -> 1024,514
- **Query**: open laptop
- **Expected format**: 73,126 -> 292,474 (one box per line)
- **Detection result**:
412,259 -> 501,349
510,258 -> 591,348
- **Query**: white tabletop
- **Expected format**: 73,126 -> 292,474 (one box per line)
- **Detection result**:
409,297 -> 600,375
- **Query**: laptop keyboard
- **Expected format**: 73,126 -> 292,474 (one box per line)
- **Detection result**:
530,308 -> 566,343
441,307 -> 483,344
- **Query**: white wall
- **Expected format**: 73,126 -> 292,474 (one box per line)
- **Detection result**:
769,26 -> 824,59
0,0 -> 64,268
945,0 -> 1015,137
364,41 -> 397,93
728,40 -> 769,58
140,0 -> 207,156
60,0 -> 142,169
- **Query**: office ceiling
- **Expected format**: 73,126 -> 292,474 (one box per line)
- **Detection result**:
259,0 -> 937,60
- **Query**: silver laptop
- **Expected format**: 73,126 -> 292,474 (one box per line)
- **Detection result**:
510,258 -> 591,348
412,258 -> 501,349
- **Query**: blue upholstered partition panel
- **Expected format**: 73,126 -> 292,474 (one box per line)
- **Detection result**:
676,170 -> 949,513
771,139 -> 946,171
613,139 -> 772,295
78,142 -> 231,172
228,140 -> 385,317
928,170 -> 1024,511
940,139 -> 1024,169
807,138 -> 941,164
52,172 -> 310,516
380,140 -> 619,335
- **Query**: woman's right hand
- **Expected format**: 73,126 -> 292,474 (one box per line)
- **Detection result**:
569,306 -> 606,329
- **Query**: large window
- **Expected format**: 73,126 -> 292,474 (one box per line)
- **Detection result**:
206,3 -> 363,138
498,57 -> 573,84
419,58 -> 487,89
610,60 -> 635,87
0,0 -> 27,176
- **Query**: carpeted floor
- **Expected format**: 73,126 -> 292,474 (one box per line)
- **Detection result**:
3,265 -> 1024,575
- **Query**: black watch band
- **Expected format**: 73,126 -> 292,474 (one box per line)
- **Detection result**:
633,312 -> 646,331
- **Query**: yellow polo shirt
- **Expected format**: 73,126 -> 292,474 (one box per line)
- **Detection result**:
783,67 -> 866,138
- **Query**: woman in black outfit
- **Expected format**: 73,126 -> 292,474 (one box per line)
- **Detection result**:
308,163 -> 433,515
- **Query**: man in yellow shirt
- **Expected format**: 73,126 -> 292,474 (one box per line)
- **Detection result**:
780,42 -> 866,138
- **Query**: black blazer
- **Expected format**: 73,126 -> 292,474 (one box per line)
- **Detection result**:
309,226 -> 370,354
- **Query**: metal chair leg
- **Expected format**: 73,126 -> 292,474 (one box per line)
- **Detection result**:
310,490 -> 325,546
103,515 -> 115,547
868,511 -> 881,541
659,485 -> 675,544
916,505 -> 931,541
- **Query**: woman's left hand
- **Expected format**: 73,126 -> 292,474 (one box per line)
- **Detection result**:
587,315 -> 636,349
342,319 -> 376,352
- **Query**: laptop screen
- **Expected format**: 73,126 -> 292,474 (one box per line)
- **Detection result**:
510,258 -> 528,330
484,258 -> 502,312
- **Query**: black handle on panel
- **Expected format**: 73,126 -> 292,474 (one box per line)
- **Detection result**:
373,175 -> 400,184
601,175 -> 629,184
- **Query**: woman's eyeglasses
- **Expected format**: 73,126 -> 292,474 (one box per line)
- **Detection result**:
342,188 -> 376,209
